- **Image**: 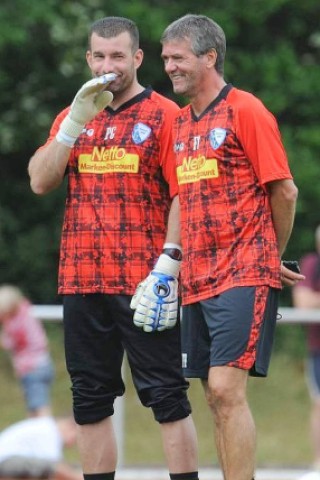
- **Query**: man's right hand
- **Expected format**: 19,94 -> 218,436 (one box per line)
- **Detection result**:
56,73 -> 116,147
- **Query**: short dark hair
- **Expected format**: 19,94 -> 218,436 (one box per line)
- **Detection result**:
161,14 -> 226,75
88,16 -> 139,52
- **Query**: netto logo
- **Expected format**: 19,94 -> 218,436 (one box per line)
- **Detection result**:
181,155 -> 206,171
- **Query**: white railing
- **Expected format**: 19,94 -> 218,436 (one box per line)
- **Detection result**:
32,305 -> 320,324
276,307 -> 320,323
32,305 -> 63,321
31,304 -> 320,467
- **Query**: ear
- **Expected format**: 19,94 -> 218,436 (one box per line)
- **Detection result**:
86,50 -> 93,69
206,48 -> 217,69
134,48 -> 144,69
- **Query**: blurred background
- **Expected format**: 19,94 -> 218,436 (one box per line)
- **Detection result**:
0,0 -> 319,470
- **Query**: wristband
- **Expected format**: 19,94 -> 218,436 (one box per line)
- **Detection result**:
56,130 -> 77,148
56,116 -> 85,148
162,248 -> 182,261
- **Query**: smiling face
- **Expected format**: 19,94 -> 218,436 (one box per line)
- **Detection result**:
86,31 -> 143,100
161,38 -> 211,99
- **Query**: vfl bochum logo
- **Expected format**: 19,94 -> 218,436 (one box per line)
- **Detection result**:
209,128 -> 227,150
132,123 -> 152,144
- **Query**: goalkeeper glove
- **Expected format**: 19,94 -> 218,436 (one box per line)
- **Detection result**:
130,248 -> 181,333
56,73 -> 116,148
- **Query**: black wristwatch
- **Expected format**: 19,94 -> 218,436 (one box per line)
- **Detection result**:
162,248 -> 182,261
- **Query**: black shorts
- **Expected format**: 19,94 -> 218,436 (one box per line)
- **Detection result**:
181,286 -> 279,378
63,294 -> 191,425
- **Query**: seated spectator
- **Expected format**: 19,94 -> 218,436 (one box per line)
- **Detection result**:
0,415 -> 81,480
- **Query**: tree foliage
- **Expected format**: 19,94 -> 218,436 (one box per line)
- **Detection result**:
0,0 -> 319,303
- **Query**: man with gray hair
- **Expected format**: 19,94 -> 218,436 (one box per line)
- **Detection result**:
157,13 -> 303,480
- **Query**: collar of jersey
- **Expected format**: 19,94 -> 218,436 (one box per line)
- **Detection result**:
106,86 -> 153,115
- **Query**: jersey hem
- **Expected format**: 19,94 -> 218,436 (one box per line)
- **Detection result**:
58,286 -> 136,296
181,279 -> 282,305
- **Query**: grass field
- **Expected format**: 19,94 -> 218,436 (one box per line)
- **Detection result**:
0,322 -> 313,469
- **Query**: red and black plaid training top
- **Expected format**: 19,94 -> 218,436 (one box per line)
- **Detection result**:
173,84 -> 292,305
41,88 -> 179,294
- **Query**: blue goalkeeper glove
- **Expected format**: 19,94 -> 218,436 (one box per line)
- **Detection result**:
130,251 -> 181,333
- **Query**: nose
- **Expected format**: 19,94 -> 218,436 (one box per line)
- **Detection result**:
164,58 -> 177,74
100,58 -> 115,75
102,68 -> 114,75
95,65 -> 115,78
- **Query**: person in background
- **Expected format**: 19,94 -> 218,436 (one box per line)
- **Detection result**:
0,284 -> 55,417
0,415 -> 81,480
151,13 -> 303,480
293,225 -> 320,480
28,16 -> 198,480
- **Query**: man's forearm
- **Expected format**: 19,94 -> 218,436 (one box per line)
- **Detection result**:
271,201 -> 296,256
268,179 -> 298,256
28,139 -> 70,195
164,195 -> 181,246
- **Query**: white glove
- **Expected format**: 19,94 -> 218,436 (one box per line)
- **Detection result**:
130,254 -> 181,332
56,73 -> 116,147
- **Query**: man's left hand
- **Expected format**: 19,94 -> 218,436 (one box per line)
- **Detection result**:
281,261 -> 305,287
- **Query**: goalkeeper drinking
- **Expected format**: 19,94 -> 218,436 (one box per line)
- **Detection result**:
28,16 -> 198,480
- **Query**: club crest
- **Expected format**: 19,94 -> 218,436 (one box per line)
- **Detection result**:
132,123 -> 152,144
209,128 -> 227,150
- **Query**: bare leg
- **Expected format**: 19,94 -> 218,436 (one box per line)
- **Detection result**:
310,398 -> 320,469
203,366 -> 256,480
160,415 -> 199,474
76,417 -> 117,473
53,463 -> 83,480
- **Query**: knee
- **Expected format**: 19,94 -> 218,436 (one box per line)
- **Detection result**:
72,385 -> 117,425
138,387 -> 192,423
205,378 -> 245,415
73,399 -> 114,425
70,373 -> 125,425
